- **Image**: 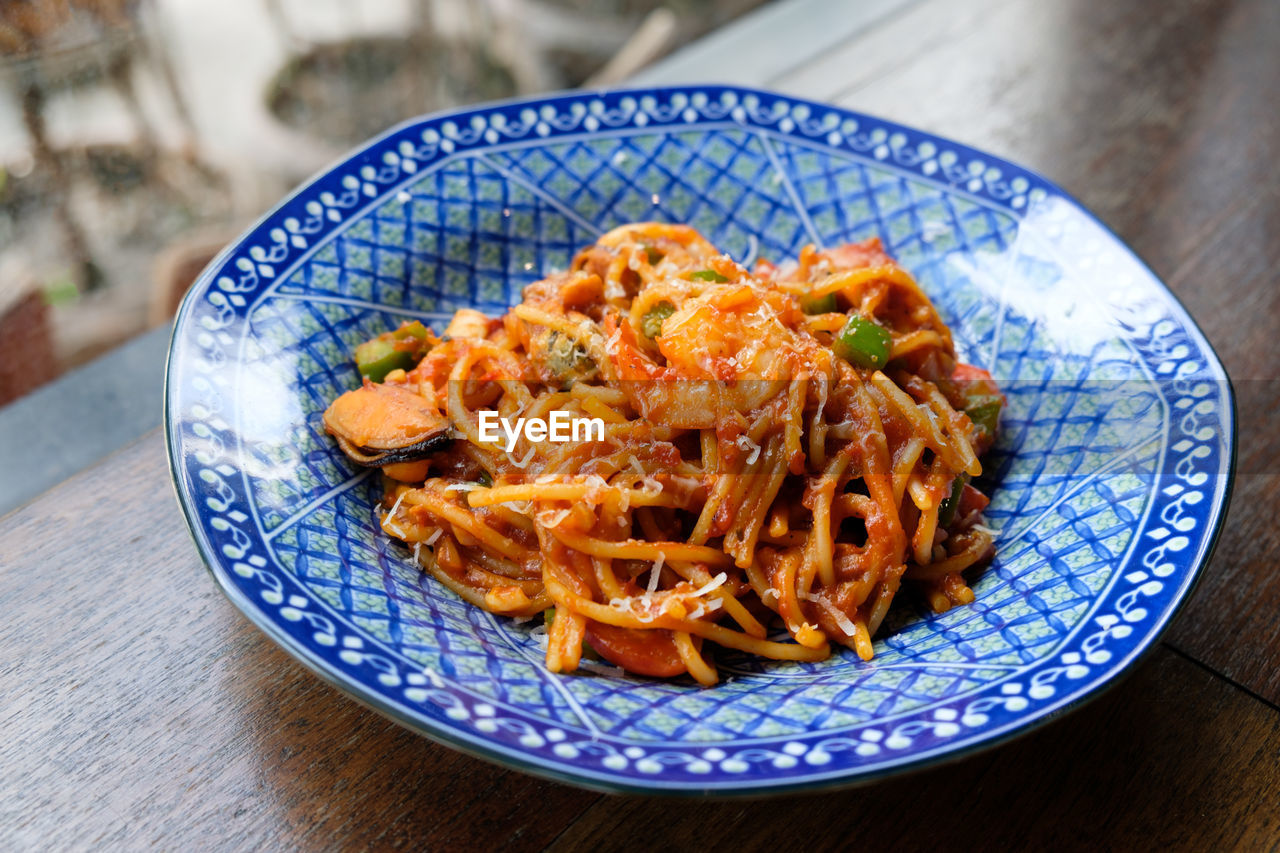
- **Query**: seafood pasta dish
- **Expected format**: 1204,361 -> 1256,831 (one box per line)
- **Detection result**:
322,223 -> 1002,686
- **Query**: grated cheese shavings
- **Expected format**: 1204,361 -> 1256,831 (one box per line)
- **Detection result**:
735,434 -> 762,465
583,474 -> 611,503
638,476 -> 664,497
818,598 -> 860,638
383,489 -> 409,537
508,446 -> 537,469
646,554 -> 665,594
692,572 -> 728,598
537,508 -> 572,528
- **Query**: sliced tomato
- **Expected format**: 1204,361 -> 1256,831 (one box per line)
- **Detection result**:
583,621 -> 686,677
952,362 -> 993,382
818,238 -> 894,270
958,483 -> 990,517
951,362 -> 1005,455
953,362 -> 1004,400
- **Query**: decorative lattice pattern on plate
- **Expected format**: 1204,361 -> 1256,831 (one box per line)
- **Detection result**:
167,86 -> 1233,792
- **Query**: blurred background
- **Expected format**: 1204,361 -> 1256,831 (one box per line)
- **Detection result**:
0,0 -> 767,407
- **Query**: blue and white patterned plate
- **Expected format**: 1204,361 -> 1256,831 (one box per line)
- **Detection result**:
165,85 -> 1234,794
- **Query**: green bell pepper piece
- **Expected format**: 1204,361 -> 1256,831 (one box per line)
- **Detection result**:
966,397 -> 1002,439
354,339 -> 415,382
641,302 -> 676,338
833,315 -> 892,370
800,292 -> 838,314
354,321 -> 433,381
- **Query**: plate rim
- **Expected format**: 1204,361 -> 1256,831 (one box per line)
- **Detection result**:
163,83 -> 1238,795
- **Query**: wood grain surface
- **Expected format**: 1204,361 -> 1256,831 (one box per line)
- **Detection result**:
3,0 -> 1279,848
2,434 -> 1277,850
0,434 -> 595,851
550,649 -> 1280,853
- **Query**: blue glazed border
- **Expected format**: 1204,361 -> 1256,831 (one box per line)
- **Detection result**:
164,85 -> 1235,794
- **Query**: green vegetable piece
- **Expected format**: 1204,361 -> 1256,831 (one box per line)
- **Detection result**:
641,302 -> 676,338
690,269 -> 728,282
833,315 -> 892,369
800,292 -> 838,314
966,397 -> 1002,439
540,331 -> 598,389
643,245 -> 663,264
938,474 -> 969,528
354,321 -> 433,381
392,320 -> 430,341
477,470 -> 493,488
354,339 -> 415,382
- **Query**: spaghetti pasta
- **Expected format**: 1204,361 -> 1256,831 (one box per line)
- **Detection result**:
322,223 -> 1002,684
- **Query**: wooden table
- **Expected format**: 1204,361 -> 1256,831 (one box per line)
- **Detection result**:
4,0 -> 1279,848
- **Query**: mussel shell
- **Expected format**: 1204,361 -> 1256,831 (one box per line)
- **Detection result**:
333,428 -> 454,467
323,382 -> 453,467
